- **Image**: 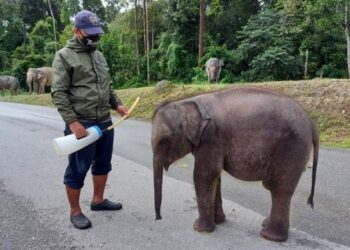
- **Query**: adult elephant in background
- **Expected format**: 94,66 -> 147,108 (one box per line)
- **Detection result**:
36,67 -> 52,94
26,67 -> 53,94
0,75 -> 19,96
26,68 -> 37,94
205,58 -> 224,83
152,87 -> 319,242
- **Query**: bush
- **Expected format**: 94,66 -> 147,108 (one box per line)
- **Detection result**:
122,76 -> 146,89
98,31 -> 136,87
192,67 -> 207,82
250,47 -> 303,81
318,64 -> 347,78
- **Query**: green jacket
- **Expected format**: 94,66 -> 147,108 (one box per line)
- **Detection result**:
51,38 -> 122,124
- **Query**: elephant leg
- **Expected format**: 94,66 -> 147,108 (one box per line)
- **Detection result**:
216,68 -> 221,83
193,158 -> 221,233
33,82 -> 39,94
261,166 -> 302,242
214,176 -> 225,224
260,140 -> 308,242
40,83 -> 45,94
27,83 -> 32,94
260,189 -> 292,242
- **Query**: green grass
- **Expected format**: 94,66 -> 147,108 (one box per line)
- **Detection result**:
1,78 -> 349,149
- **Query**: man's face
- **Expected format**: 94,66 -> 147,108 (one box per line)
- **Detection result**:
73,28 -> 101,49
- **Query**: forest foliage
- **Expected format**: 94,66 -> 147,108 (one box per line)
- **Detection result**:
1,0 -> 350,89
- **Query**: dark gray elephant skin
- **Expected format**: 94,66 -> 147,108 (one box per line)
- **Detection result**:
0,75 -> 19,96
152,87 -> 319,242
205,58 -> 224,83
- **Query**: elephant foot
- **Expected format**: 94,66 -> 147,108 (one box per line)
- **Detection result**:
260,221 -> 289,242
262,216 -> 270,228
193,217 -> 215,233
214,212 -> 226,224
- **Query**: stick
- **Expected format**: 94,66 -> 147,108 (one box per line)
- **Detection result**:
105,97 -> 140,132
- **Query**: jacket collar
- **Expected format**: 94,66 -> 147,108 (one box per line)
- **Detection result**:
66,37 -> 96,53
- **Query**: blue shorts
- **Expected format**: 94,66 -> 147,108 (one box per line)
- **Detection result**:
63,120 -> 114,189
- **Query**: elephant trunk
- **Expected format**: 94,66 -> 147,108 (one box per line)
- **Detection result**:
153,156 -> 164,220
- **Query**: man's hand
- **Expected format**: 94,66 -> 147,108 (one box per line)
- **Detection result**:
116,105 -> 129,117
69,121 -> 87,139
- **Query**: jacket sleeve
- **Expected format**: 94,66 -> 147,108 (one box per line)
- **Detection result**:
109,82 -> 122,109
51,51 -> 77,124
102,54 -> 122,109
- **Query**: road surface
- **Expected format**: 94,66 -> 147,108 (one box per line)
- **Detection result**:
0,102 -> 349,249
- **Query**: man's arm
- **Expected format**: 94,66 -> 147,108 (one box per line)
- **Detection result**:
51,51 -> 87,138
51,51 -> 77,124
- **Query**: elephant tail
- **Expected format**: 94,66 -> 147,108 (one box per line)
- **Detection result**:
307,122 -> 319,208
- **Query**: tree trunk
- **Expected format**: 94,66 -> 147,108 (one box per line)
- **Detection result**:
198,0 -> 206,67
23,23 -> 27,56
304,49 -> 309,79
134,0 -> 140,76
345,0 -> 350,79
143,0 -> 148,54
152,29 -> 155,49
47,0 -> 57,52
143,0 -> 150,84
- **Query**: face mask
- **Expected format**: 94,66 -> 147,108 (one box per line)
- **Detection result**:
79,34 -> 100,50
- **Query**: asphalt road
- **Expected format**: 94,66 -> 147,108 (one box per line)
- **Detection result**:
0,102 -> 349,250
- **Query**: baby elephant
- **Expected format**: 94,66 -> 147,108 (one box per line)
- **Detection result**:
205,58 -> 224,83
152,87 -> 318,242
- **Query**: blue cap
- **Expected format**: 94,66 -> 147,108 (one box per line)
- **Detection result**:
74,10 -> 104,35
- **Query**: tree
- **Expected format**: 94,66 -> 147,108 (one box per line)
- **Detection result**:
235,9 -> 303,81
61,0 -> 81,25
105,0 -> 128,23
166,0 -> 200,53
98,30 -> 136,86
29,17 -> 56,55
0,1 -> 24,73
206,0 -> 260,49
198,0 -> 205,66
47,0 -> 58,52
19,0 -> 47,28
82,0 -> 106,24
59,23 -> 74,47
134,0 -> 140,75
302,0 -> 348,78
0,2 -> 23,52
142,0 -> 150,84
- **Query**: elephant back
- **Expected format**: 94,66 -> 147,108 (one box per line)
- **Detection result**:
36,67 -> 53,86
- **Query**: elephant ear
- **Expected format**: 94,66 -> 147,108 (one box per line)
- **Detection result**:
182,101 -> 211,148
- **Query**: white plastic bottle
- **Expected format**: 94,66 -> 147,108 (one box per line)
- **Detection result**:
53,125 -> 102,156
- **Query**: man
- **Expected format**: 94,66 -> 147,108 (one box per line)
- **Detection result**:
51,10 -> 128,230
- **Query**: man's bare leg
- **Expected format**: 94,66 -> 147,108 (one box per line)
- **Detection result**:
66,185 -> 82,216
66,185 -> 91,229
91,174 -> 122,211
92,174 -> 108,204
